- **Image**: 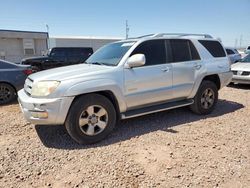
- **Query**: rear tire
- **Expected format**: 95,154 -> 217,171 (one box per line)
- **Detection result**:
65,94 -> 117,144
0,83 -> 16,105
190,80 -> 218,115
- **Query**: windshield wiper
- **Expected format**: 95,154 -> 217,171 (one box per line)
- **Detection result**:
87,62 -> 113,66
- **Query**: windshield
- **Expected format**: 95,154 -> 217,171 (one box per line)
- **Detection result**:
240,54 -> 250,63
86,41 -> 135,66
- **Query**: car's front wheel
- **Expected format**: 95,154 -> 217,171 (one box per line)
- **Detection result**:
190,80 -> 218,115
65,94 -> 117,144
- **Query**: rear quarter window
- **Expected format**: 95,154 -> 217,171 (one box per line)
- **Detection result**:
199,40 -> 226,57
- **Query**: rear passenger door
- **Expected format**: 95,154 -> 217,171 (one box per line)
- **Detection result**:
124,40 -> 173,109
169,39 -> 201,98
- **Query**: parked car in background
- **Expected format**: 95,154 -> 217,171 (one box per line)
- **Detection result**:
231,53 -> 250,84
225,47 -> 241,64
21,47 -> 93,71
18,33 -> 232,144
0,60 -> 32,104
245,46 -> 250,54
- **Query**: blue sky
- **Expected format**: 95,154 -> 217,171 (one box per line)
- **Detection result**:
0,0 -> 250,47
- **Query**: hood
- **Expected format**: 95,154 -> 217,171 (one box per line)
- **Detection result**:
29,64 -> 114,82
231,62 -> 250,72
22,56 -> 48,62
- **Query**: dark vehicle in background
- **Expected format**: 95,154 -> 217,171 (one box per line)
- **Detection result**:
225,47 -> 241,64
21,47 -> 93,71
0,60 -> 32,104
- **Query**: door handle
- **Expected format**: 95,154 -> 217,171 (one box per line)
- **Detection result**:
161,67 -> 170,72
194,64 -> 202,70
218,65 -> 224,68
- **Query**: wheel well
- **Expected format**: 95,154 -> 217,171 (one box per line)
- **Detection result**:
202,74 -> 221,89
74,90 -> 121,119
0,81 -> 17,93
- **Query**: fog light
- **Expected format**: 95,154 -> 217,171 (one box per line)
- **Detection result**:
30,111 -> 48,119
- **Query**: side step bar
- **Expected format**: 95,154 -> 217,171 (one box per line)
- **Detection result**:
121,99 -> 194,119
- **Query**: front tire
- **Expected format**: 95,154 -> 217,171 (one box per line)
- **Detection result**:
190,80 -> 218,115
65,94 -> 117,144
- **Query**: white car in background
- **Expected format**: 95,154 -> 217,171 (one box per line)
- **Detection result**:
225,47 -> 241,64
231,53 -> 250,84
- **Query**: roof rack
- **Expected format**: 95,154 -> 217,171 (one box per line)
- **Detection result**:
135,33 -> 213,39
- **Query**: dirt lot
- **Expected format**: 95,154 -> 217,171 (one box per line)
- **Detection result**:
0,85 -> 249,188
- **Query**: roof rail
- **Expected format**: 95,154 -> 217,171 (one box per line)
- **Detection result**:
136,33 -> 213,39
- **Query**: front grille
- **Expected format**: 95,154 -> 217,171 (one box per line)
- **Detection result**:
24,77 -> 33,96
242,71 -> 250,76
232,70 -> 250,76
232,71 -> 237,75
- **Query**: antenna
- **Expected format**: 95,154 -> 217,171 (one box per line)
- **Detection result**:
126,20 -> 129,39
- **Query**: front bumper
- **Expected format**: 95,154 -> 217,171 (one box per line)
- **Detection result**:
18,89 -> 74,125
232,75 -> 250,84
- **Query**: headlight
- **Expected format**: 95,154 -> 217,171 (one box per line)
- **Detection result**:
31,81 -> 60,97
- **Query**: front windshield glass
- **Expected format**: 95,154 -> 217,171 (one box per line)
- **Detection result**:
240,54 -> 250,63
86,41 -> 135,66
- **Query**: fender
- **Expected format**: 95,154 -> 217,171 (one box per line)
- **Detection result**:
63,79 -> 127,112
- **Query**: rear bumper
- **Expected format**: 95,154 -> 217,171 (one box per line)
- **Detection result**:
218,71 -> 233,88
18,89 -> 74,125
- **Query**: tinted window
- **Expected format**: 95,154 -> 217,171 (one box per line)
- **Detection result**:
189,41 -> 200,60
131,40 -> 166,66
247,46 -> 250,50
170,39 -> 191,62
50,48 -> 66,57
199,40 -> 226,57
226,49 -> 234,55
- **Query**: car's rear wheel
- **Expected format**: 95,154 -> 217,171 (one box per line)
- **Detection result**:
190,80 -> 218,115
65,94 -> 117,144
0,83 -> 16,105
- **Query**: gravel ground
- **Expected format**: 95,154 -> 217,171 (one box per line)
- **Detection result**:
0,85 -> 249,188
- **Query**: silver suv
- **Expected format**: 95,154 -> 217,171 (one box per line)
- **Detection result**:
18,33 -> 233,144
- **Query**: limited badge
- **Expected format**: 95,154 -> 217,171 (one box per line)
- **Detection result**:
237,71 -> 243,75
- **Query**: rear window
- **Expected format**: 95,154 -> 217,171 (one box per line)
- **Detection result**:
0,60 -> 17,69
169,39 -> 200,62
199,40 -> 226,57
226,49 -> 235,55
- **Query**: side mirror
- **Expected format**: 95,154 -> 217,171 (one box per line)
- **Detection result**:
125,54 -> 145,68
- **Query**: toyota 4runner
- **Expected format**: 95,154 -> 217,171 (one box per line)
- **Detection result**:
18,33 -> 233,144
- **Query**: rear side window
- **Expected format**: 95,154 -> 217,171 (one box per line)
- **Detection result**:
50,48 -> 66,57
199,40 -> 226,57
226,49 -> 234,55
0,60 -> 17,69
131,40 -> 166,66
169,39 -> 200,62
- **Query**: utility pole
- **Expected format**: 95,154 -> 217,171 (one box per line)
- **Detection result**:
239,35 -> 243,49
234,39 -> 238,49
126,20 -> 129,39
45,24 -> 50,49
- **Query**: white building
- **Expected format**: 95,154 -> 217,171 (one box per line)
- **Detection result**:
0,30 -> 48,63
49,36 -> 123,52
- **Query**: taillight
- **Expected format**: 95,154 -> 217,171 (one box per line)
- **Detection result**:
23,69 -> 33,75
